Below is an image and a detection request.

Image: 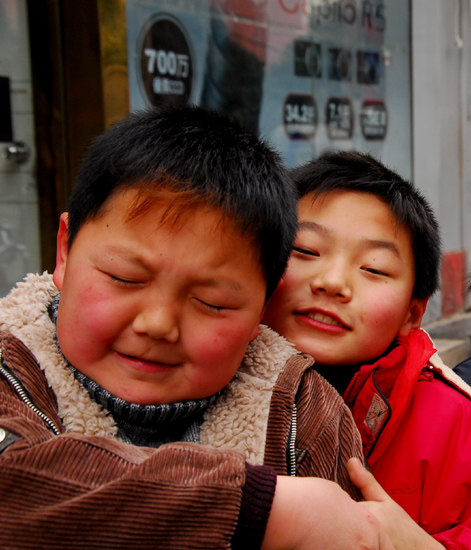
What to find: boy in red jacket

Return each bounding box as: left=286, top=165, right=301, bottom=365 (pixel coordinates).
left=263, top=150, right=471, bottom=550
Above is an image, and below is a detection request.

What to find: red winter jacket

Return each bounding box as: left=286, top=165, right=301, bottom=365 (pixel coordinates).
left=344, top=328, right=471, bottom=549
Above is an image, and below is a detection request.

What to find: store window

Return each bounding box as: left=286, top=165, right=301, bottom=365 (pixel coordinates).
left=126, top=0, right=411, bottom=174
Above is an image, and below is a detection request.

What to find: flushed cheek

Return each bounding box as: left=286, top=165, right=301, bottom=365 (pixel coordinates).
left=189, top=325, right=254, bottom=381
left=60, top=297, right=126, bottom=360
left=198, top=326, right=250, bottom=363
left=360, top=299, right=408, bottom=339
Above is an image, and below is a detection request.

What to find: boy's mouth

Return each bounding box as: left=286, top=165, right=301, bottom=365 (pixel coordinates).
left=295, top=309, right=350, bottom=330
left=115, top=351, right=181, bottom=373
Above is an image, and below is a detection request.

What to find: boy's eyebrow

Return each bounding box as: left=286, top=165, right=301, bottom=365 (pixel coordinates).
left=360, top=238, right=401, bottom=257
left=298, top=220, right=330, bottom=236
left=298, top=220, right=402, bottom=258
left=199, top=277, right=244, bottom=292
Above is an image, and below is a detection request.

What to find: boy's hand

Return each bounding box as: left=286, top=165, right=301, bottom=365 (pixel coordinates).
left=347, top=457, right=444, bottom=550
left=262, top=475, right=395, bottom=550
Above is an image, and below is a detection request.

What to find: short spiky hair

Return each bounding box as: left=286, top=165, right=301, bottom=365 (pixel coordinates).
left=290, top=150, right=441, bottom=300
left=67, top=105, right=297, bottom=299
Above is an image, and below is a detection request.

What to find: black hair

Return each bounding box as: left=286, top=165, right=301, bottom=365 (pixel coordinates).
left=67, top=105, right=297, bottom=299
left=290, top=150, right=442, bottom=300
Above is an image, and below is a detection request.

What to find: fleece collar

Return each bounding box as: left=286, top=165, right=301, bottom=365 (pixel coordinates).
left=0, top=273, right=117, bottom=437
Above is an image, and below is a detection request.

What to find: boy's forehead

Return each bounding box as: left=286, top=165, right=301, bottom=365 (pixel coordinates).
left=100, top=187, right=254, bottom=246
left=301, top=189, right=398, bottom=222
left=299, top=189, right=413, bottom=247
left=105, top=186, right=217, bottom=225
left=78, top=187, right=264, bottom=278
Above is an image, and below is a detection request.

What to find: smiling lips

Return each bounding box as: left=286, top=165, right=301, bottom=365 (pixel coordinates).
left=295, top=310, right=350, bottom=331
left=116, top=351, right=181, bottom=373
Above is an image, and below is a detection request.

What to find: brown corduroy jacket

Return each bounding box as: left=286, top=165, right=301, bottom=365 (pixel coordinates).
left=0, top=274, right=362, bottom=549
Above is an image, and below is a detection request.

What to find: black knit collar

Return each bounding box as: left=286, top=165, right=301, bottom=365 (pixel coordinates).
left=68, top=361, right=221, bottom=428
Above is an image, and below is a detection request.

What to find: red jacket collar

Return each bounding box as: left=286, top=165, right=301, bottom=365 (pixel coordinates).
left=344, top=329, right=436, bottom=463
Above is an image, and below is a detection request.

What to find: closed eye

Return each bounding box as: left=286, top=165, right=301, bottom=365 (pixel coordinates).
left=109, top=274, right=144, bottom=286
left=362, top=267, right=390, bottom=277
left=198, top=299, right=226, bottom=312
left=292, top=247, right=319, bottom=257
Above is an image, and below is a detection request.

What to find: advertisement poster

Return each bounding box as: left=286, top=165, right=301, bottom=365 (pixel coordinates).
left=126, top=0, right=411, bottom=176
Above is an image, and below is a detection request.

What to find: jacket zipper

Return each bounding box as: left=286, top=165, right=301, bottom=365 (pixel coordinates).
left=0, top=349, right=61, bottom=435
left=288, top=404, right=298, bottom=476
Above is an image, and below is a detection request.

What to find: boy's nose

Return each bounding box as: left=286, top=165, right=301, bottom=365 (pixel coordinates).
left=133, top=303, right=180, bottom=343
left=310, top=261, right=352, bottom=301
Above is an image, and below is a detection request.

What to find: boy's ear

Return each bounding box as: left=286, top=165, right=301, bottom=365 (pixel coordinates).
left=52, top=213, right=70, bottom=291
left=398, top=297, right=428, bottom=337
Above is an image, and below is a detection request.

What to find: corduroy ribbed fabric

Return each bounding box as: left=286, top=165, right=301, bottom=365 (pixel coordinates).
left=264, top=354, right=363, bottom=500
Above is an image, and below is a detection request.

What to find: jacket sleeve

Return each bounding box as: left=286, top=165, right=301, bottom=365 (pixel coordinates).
left=425, top=380, right=471, bottom=550
left=0, top=334, right=275, bottom=549
left=433, top=525, right=471, bottom=550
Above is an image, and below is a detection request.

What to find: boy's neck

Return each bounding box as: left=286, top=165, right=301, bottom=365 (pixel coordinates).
left=314, top=364, right=359, bottom=396
left=315, top=339, right=400, bottom=395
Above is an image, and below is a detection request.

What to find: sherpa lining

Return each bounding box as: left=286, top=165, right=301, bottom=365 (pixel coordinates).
left=0, top=273, right=298, bottom=462
left=0, top=273, right=117, bottom=437
left=428, top=345, right=471, bottom=397
left=200, top=325, right=298, bottom=465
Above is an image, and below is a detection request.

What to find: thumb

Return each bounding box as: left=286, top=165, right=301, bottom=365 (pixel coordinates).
left=347, top=457, right=389, bottom=502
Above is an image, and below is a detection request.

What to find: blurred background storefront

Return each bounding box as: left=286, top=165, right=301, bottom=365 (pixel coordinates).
left=0, top=0, right=470, bottom=328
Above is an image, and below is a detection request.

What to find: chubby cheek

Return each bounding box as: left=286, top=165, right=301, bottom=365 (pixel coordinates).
left=188, top=320, right=257, bottom=391
left=58, top=282, right=125, bottom=362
